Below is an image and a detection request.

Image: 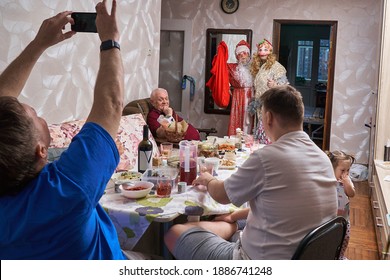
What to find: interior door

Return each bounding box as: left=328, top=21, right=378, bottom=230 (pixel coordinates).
left=159, top=19, right=193, bottom=121
left=273, top=20, right=337, bottom=151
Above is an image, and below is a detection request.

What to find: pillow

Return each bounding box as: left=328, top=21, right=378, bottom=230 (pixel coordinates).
left=48, top=114, right=159, bottom=171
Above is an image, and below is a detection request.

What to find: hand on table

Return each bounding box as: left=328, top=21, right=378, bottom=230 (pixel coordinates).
left=192, top=172, right=214, bottom=189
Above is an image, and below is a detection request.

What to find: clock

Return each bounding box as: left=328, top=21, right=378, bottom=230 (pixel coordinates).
left=221, top=0, right=239, bottom=14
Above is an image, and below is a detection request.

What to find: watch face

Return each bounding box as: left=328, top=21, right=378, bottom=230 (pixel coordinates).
left=221, top=0, right=239, bottom=14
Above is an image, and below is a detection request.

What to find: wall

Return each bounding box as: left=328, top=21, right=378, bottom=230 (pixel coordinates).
left=162, top=0, right=382, bottom=164
left=0, top=0, right=161, bottom=124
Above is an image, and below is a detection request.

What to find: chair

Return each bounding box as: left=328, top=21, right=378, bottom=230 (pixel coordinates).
left=122, top=97, right=152, bottom=121
left=291, top=216, right=347, bottom=260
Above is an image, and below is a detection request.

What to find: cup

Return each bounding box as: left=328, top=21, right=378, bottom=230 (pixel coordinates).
left=244, top=134, right=254, bottom=148
left=152, top=156, right=162, bottom=167
left=251, top=139, right=260, bottom=153
left=160, top=142, right=173, bottom=159
left=156, top=175, right=172, bottom=198
left=204, top=157, right=220, bottom=176
left=199, top=160, right=214, bottom=175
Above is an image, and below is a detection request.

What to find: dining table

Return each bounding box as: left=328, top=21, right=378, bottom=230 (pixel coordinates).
left=99, top=146, right=256, bottom=255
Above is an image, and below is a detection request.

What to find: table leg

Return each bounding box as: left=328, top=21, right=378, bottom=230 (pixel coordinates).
left=161, top=222, right=174, bottom=259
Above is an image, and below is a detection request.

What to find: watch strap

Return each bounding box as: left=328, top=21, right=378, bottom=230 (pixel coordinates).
left=100, top=40, right=120, bottom=52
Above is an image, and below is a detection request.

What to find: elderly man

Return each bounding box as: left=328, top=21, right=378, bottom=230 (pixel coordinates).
left=164, top=85, right=337, bottom=260
left=0, top=0, right=127, bottom=259
left=147, top=88, right=200, bottom=141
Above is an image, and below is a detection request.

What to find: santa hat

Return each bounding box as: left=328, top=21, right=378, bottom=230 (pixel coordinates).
left=235, top=40, right=250, bottom=55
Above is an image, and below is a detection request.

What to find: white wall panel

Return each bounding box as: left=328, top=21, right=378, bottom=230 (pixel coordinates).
left=162, top=0, right=382, bottom=164
left=0, top=0, right=161, bottom=124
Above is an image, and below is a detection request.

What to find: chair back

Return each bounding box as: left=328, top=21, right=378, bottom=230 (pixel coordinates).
left=291, top=216, right=347, bottom=260
left=122, top=98, right=152, bottom=121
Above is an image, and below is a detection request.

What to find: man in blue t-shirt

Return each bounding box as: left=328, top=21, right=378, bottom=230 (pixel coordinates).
left=0, top=0, right=126, bottom=259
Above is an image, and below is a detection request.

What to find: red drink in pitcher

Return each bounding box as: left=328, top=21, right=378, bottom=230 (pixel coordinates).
left=179, top=160, right=197, bottom=185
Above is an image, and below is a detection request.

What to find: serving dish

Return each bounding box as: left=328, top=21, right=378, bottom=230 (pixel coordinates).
left=112, top=170, right=142, bottom=184
left=219, top=158, right=236, bottom=169
left=119, top=181, right=154, bottom=199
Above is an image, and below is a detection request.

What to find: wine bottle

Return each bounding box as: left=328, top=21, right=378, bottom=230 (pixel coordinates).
left=138, top=125, right=153, bottom=173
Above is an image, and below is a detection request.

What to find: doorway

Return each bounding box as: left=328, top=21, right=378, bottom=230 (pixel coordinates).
left=273, top=20, right=337, bottom=150
left=159, top=19, right=193, bottom=121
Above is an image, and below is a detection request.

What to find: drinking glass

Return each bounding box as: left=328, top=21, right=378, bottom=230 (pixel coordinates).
left=156, top=174, right=172, bottom=198
left=160, top=142, right=173, bottom=159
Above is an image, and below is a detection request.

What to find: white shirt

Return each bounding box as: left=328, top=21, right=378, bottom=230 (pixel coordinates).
left=225, top=131, right=338, bottom=259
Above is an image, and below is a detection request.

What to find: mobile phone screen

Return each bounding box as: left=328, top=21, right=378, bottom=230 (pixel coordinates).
left=71, top=12, right=97, bottom=33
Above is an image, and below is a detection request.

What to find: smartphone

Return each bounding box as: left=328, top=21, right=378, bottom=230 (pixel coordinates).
left=71, top=12, right=97, bottom=33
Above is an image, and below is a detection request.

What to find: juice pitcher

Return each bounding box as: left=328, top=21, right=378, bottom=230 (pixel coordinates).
left=179, top=140, right=198, bottom=185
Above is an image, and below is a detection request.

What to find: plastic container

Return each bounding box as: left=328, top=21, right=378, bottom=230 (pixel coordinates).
left=141, top=168, right=178, bottom=190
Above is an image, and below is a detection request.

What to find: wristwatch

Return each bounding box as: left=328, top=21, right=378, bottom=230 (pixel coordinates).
left=100, top=40, right=120, bottom=52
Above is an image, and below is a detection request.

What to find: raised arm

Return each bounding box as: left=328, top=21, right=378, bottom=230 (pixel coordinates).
left=0, top=11, right=75, bottom=98
left=86, top=0, right=124, bottom=139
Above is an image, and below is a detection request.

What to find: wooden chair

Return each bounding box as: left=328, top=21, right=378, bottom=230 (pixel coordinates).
left=291, top=216, right=347, bottom=260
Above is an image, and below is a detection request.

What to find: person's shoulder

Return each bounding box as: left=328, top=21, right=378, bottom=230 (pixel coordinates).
left=147, top=107, right=159, bottom=117
left=274, top=61, right=286, bottom=71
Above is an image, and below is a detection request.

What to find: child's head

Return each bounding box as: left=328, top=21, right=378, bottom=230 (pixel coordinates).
left=325, top=150, right=355, bottom=180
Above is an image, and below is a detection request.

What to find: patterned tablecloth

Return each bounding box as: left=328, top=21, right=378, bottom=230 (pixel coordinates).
left=99, top=149, right=253, bottom=250
left=100, top=170, right=240, bottom=250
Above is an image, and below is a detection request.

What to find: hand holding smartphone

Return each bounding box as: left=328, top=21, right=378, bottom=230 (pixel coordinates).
left=71, top=12, right=97, bottom=33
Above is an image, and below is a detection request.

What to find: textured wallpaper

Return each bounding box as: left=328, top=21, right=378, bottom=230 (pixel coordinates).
left=0, top=0, right=161, bottom=124
left=162, top=0, right=382, bottom=164
left=0, top=0, right=382, bottom=164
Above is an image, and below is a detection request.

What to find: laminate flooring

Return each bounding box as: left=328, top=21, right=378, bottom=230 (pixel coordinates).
left=345, top=180, right=380, bottom=260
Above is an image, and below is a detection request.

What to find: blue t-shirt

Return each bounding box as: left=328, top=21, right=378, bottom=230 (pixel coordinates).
left=0, top=122, right=125, bottom=259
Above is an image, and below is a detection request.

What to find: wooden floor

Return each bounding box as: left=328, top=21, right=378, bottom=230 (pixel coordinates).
left=345, top=180, right=380, bottom=260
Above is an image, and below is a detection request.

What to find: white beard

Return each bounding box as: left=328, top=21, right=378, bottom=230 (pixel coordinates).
left=236, top=62, right=253, bottom=87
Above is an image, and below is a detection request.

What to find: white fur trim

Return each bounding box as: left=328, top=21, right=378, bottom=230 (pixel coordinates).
left=235, top=45, right=250, bottom=55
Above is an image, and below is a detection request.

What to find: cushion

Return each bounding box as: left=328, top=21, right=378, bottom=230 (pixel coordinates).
left=48, top=114, right=159, bottom=171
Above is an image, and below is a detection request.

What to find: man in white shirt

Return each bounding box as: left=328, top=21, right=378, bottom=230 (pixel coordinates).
left=164, top=85, right=337, bottom=260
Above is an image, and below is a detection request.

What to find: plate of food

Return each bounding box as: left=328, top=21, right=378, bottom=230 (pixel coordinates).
left=219, top=158, right=236, bottom=170
left=111, top=170, right=142, bottom=184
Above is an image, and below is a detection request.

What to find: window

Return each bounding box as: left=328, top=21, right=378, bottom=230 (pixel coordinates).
left=318, top=39, right=330, bottom=82
left=296, top=39, right=330, bottom=85
left=296, top=40, right=313, bottom=82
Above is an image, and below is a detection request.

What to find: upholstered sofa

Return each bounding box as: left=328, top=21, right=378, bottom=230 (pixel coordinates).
left=48, top=113, right=159, bottom=171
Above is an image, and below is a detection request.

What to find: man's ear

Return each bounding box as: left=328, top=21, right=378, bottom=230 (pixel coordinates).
left=264, top=111, right=273, bottom=126
left=35, top=142, right=48, bottom=160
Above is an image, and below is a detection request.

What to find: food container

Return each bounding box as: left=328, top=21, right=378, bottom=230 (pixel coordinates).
left=198, top=141, right=218, bottom=158
left=141, top=167, right=179, bottom=190
left=217, top=139, right=236, bottom=154
left=119, top=181, right=154, bottom=199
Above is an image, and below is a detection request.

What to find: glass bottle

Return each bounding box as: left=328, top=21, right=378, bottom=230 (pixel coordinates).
left=138, top=125, right=153, bottom=173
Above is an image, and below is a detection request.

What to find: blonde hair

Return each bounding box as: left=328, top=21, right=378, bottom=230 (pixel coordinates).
left=325, top=150, right=355, bottom=169
left=250, top=40, right=277, bottom=77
